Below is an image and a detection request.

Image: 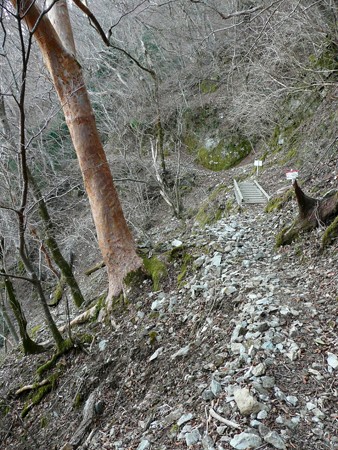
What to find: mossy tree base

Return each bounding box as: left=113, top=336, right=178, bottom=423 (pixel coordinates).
left=37, top=338, right=73, bottom=378
left=276, top=181, right=338, bottom=246
left=2, top=270, right=45, bottom=355
left=322, top=215, right=338, bottom=248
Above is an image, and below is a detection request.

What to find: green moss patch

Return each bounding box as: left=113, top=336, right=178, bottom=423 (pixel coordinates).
left=29, top=324, right=43, bottom=339
left=48, top=276, right=66, bottom=307
left=265, top=189, right=294, bottom=213
left=124, top=267, right=149, bottom=287
left=200, top=79, right=219, bottom=94
left=21, top=384, right=52, bottom=418
left=143, top=256, right=167, bottom=291
left=0, top=399, right=10, bottom=418
left=197, top=137, right=251, bottom=171
left=195, top=184, right=231, bottom=227
left=21, top=369, right=63, bottom=418
left=322, top=215, right=338, bottom=248
left=37, top=339, right=73, bottom=378
left=177, top=253, right=194, bottom=286
left=73, top=393, right=83, bottom=409
left=309, top=41, right=338, bottom=72
left=275, top=224, right=295, bottom=247
left=165, top=245, right=195, bottom=286
left=148, top=330, right=158, bottom=346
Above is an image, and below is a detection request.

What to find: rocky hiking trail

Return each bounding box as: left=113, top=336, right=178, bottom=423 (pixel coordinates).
left=1, top=172, right=338, bottom=450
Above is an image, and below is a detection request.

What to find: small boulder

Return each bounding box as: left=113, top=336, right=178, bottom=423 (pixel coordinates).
left=230, top=432, right=262, bottom=449
left=234, top=388, right=262, bottom=416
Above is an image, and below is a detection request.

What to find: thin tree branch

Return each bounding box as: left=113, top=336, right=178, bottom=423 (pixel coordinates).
left=108, top=0, right=148, bottom=34
left=71, top=0, right=109, bottom=45
left=70, top=0, right=158, bottom=79
left=189, top=1, right=263, bottom=21
left=0, top=271, right=36, bottom=284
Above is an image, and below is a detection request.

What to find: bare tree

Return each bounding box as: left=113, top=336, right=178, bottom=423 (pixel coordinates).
left=6, top=0, right=142, bottom=309
left=0, top=87, right=85, bottom=308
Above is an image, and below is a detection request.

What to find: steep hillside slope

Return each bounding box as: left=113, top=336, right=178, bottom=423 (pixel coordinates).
left=1, top=134, right=338, bottom=450
left=0, top=2, right=337, bottom=449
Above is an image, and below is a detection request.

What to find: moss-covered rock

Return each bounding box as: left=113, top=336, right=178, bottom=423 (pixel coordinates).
left=197, top=137, right=251, bottom=171
left=182, top=106, right=252, bottom=171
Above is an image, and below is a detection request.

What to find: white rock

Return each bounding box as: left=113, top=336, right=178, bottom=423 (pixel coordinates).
left=257, top=410, right=268, bottom=420
left=230, top=432, right=262, bottom=449
left=178, top=424, right=192, bottom=439
left=171, top=345, right=190, bottom=359
left=223, top=286, right=237, bottom=295
left=252, top=363, right=266, bottom=377
left=263, top=431, right=286, bottom=449
left=185, top=428, right=201, bottom=446
left=149, top=347, right=163, bottom=362
left=151, top=299, right=164, bottom=311
left=210, top=379, right=222, bottom=397
left=306, top=402, right=316, bottom=411
left=327, top=352, right=338, bottom=369
left=137, top=440, right=150, bottom=450
left=234, top=388, right=262, bottom=416
left=286, top=395, right=298, bottom=406
left=231, top=343, right=246, bottom=355
left=312, top=408, right=325, bottom=419
left=285, top=342, right=300, bottom=361
left=177, top=413, right=194, bottom=426
left=172, top=239, right=183, bottom=247
left=98, top=340, right=108, bottom=351
left=210, top=253, right=222, bottom=267
left=201, top=434, right=216, bottom=450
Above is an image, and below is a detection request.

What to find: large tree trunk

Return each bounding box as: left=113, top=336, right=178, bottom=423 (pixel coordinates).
left=13, top=1, right=142, bottom=303
left=277, top=180, right=338, bottom=246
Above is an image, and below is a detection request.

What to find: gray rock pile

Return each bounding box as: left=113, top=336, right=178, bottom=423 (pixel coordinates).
left=88, top=208, right=338, bottom=450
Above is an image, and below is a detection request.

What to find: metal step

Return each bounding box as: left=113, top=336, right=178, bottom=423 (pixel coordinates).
left=234, top=180, right=270, bottom=205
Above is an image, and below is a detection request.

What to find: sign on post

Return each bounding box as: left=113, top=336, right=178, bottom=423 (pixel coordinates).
left=254, top=160, right=263, bottom=176
left=286, top=170, right=299, bottom=183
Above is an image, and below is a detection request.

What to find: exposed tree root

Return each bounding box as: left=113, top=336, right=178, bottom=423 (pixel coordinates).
left=84, top=261, right=105, bottom=276
left=58, top=305, right=98, bottom=332
left=15, top=379, right=50, bottom=396
left=276, top=180, right=338, bottom=246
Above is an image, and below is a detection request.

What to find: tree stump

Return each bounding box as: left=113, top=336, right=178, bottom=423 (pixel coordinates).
left=276, top=180, right=338, bottom=246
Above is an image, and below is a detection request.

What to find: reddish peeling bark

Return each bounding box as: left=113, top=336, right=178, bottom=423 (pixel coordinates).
left=13, top=0, right=142, bottom=300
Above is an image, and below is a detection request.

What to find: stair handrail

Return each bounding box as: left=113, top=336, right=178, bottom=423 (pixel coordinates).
left=234, top=179, right=244, bottom=205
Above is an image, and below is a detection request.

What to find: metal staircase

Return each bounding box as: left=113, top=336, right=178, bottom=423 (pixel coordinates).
left=234, top=179, right=270, bottom=205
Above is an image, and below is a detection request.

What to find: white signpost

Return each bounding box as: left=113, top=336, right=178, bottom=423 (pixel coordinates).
left=254, top=160, right=263, bottom=176
left=286, top=170, right=299, bottom=184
